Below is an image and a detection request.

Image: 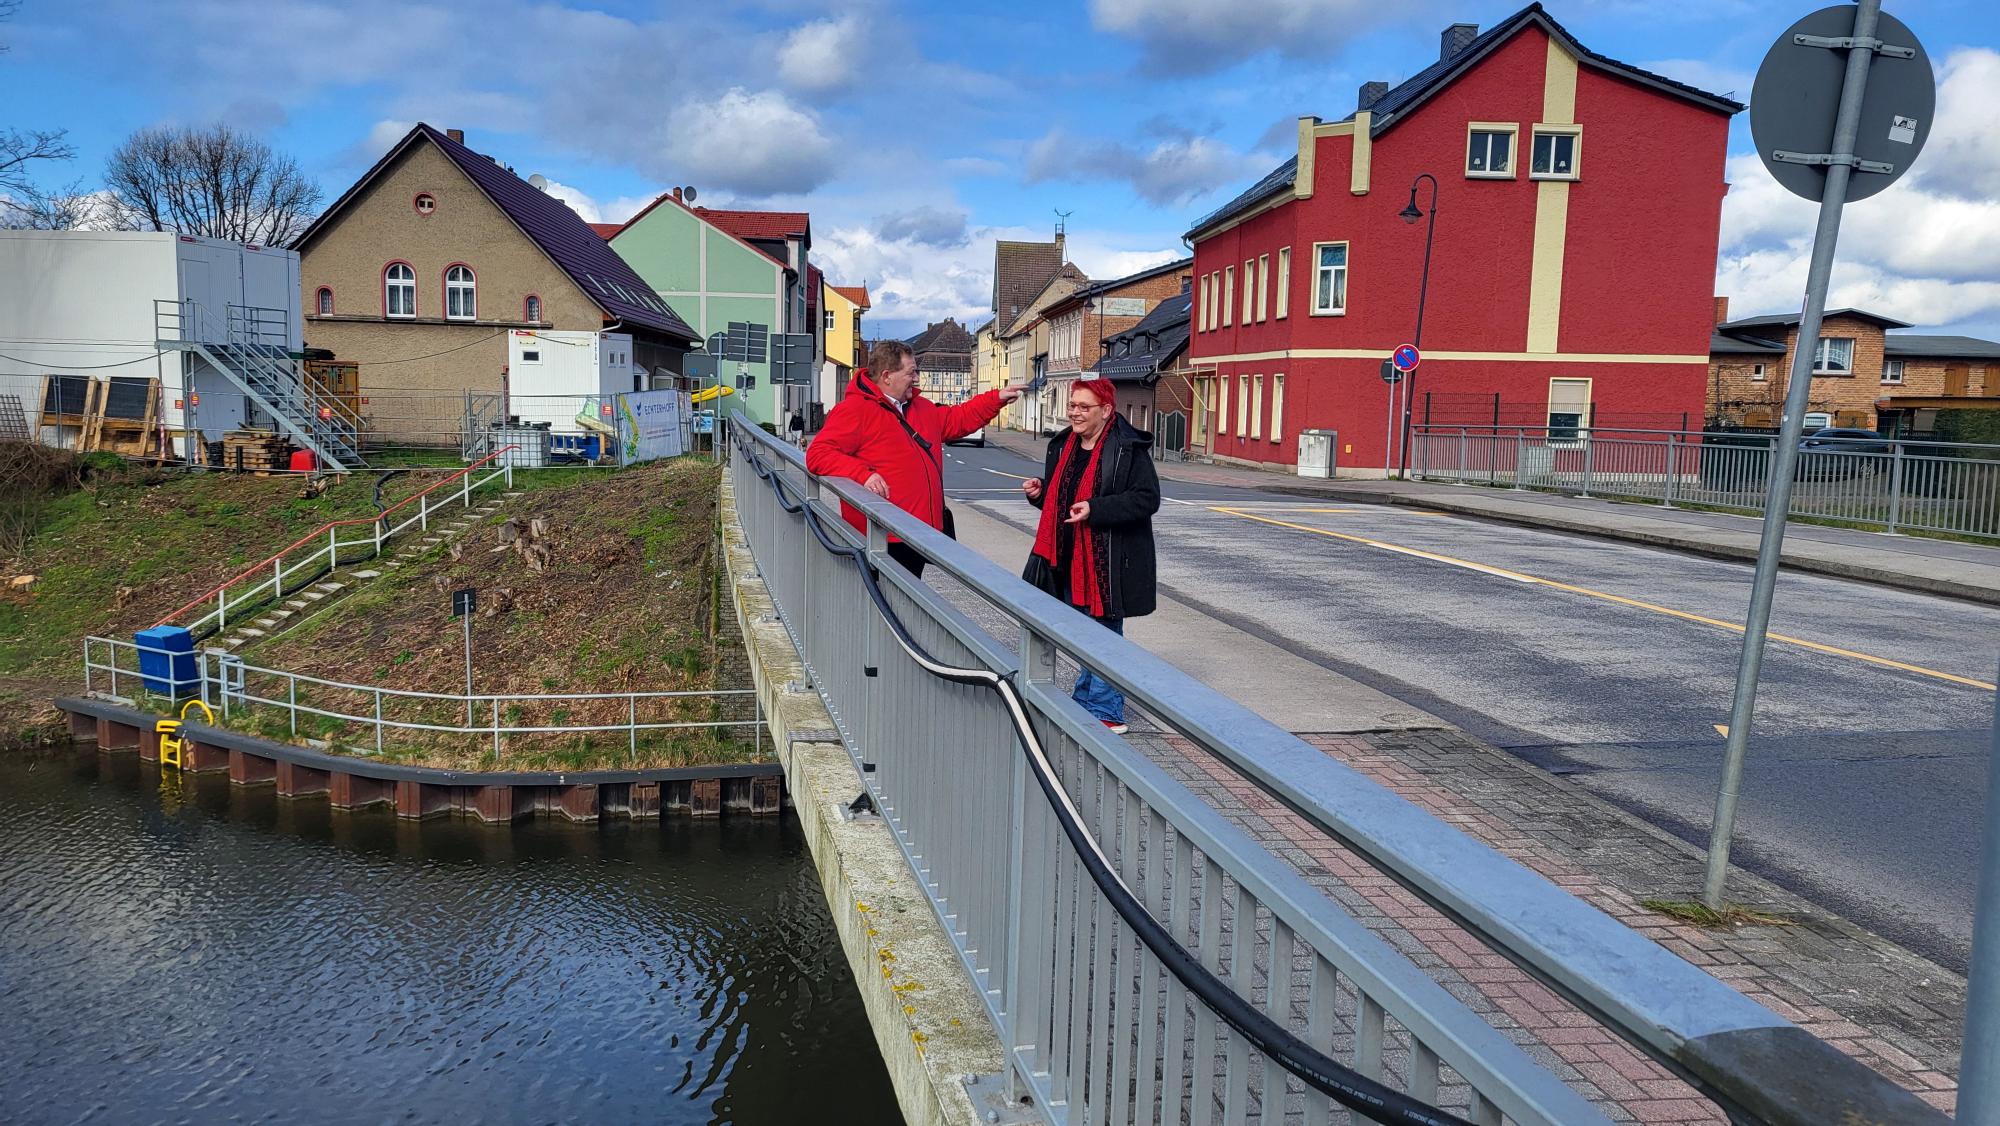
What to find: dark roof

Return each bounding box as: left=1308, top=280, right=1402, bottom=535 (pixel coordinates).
left=904, top=319, right=975, bottom=355
left=1710, top=331, right=1785, bottom=355
left=1720, top=309, right=1914, bottom=332
left=295, top=125, right=696, bottom=343
left=1044, top=257, right=1195, bottom=317
left=1001, top=262, right=1090, bottom=337
left=1186, top=157, right=1296, bottom=240
left=1885, top=334, right=2000, bottom=360
left=1099, top=294, right=1193, bottom=382
left=1188, top=4, right=1743, bottom=238
left=993, top=239, right=1066, bottom=325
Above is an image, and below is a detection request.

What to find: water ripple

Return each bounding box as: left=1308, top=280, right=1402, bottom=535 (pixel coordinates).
left=0, top=753, right=899, bottom=1125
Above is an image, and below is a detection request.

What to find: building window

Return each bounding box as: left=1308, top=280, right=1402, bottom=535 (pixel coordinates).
left=1548, top=377, right=1592, bottom=443
left=1271, top=373, right=1284, bottom=442
left=1222, top=267, right=1234, bottom=327
left=1199, top=273, right=1212, bottom=331
left=1251, top=375, right=1263, bottom=440
left=1751, top=363, right=1767, bottom=382
left=384, top=263, right=416, bottom=318
left=1813, top=336, right=1855, bottom=375
left=1242, top=259, right=1255, bottom=324
left=413, top=193, right=437, bottom=215
left=1882, top=359, right=1905, bottom=385
left=1530, top=126, right=1581, bottom=180
left=1276, top=247, right=1291, bottom=319
left=315, top=287, right=333, bottom=315
left=1312, top=242, right=1348, bottom=315
left=1256, top=255, right=1270, bottom=322
left=1466, top=123, right=1518, bottom=178
left=524, top=295, right=542, bottom=323
left=445, top=265, right=476, bottom=320
left=1236, top=374, right=1249, bottom=436
left=824, top=308, right=834, bottom=332
left=1216, top=371, right=1228, bottom=435
left=519, top=347, right=542, bottom=364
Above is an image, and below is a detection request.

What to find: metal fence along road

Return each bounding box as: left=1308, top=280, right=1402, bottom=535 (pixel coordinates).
left=728, top=419, right=1948, bottom=1125
left=1412, top=425, right=2000, bottom=542
left=82, top=636, right=762, bottom=763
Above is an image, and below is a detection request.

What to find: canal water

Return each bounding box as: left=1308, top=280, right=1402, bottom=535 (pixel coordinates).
left=0, top=750, right=901, bottom=1124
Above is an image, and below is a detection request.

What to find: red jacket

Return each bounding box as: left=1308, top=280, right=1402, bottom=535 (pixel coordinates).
left=806, top=370, right=1004, bottom=539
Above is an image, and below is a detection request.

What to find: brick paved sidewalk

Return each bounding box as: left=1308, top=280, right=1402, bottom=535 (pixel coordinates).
left=923, top=561, right=1966, bottom=1121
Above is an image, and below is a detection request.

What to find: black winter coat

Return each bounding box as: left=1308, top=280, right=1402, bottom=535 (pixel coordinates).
left=1022, top=416, right=1160, bottom=619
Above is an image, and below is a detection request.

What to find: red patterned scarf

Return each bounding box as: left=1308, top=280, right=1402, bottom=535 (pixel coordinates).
left=1031, top=431, right=1107, bottom=616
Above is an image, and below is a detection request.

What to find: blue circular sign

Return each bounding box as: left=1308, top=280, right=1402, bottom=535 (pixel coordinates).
left=1392, top=344, right=1421, bottom=372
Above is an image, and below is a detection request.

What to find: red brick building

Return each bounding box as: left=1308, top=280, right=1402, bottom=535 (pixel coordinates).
left=1186, top=4, right=1741, bottom=473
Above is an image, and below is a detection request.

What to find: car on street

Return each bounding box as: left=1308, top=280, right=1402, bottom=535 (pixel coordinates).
left=947, top=426, right=985, bottom=448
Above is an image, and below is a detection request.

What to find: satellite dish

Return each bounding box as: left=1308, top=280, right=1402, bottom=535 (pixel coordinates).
left=528, top=173, right=549, bottom=191
left=683, top=185, right=698, bottom=203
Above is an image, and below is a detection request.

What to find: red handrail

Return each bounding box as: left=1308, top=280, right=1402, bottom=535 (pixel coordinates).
left=152, top=446, right=520, bottom=628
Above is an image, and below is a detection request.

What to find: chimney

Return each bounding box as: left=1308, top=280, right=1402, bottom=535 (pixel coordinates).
left=1054, top=230, right=1066, bottom=259
left=1714, top=296, right=1730, bottom=325
left=446, top=128, right=464, bottom=144
left=1357, top=81, right=1390, bottom=112
left=1440, top=23, right=1479, bottom=61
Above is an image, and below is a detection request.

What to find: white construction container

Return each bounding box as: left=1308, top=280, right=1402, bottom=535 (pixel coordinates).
left=0, top=230, right=302, bottom=455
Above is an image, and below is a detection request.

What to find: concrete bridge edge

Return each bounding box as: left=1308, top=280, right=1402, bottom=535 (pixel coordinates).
left=719, top=471, right=1009, bottom=1126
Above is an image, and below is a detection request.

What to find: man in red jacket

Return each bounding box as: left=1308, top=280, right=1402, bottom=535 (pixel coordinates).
left=807, top=340, right=1024, bottom=577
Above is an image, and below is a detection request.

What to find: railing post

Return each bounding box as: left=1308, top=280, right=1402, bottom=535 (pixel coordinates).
left=289, top=675, right=298, bottom=736
left=1513, top=429, right=1527, bottom=491
left=1664, top=434, right=1680, bottom=508
left=1579, top=433, right=1595, bottom=497
left=420, top=492, right=428, bottom=533
left=462, top=466, right=471, bottom=509
left=217, top=586, right=227, bottom=631
left=328, top=525, right=337, bottom=568
left=374, top=688, right=383, bottom=754
left=273, top=556, right=283, bottom=600
left=1457, top=428, right=1469, bottom=486
left=492, top=698, right=501, bottom=760
left=1885, top=442, right=1905, bottom=535
left=628, top=695, right=637, bottom=765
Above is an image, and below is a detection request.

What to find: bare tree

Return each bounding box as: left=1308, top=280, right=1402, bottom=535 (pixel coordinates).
left=0, top=1, right=77, bottom=208
left=104, top=124, right=324, bottom=246
left=0, top=177, right=109, bottom=229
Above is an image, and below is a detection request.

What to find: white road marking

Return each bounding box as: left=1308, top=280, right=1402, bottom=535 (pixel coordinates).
left=1162, top=497, right=1199, bottom=506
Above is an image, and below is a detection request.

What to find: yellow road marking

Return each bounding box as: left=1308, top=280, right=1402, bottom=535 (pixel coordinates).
left=1210, top=506, right=1998, bottom=692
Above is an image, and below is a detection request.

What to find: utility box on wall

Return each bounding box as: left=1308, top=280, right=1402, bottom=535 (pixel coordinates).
left=1296, top=429, right=1336, bottom=478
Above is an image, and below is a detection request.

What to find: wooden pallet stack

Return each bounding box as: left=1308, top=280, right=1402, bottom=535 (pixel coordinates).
left=220, top=430, right=293, bottom=471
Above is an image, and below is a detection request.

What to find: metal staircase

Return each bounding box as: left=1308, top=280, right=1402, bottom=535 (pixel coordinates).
left=155, top=300, right=364, bottom=470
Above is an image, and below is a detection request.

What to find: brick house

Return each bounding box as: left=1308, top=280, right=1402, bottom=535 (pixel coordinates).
left=1039, top=258, right=1195, bottom=423
left=1708, top=299, right=2000, bottom=435
left=294, top=124, right=696, bottom=441
left=1186, top=5, right=1740, bottom=474
left=1097, top=290, right=1197, bottom=455
left=998, top=263, right=1090, bottom=434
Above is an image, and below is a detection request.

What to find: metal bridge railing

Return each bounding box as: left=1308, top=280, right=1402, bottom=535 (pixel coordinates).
left=1412, top=424, right=2000, bottom=542
left=728, top=419, right=1947, bottom=1125
left=82, top=636, right=762, bottom=763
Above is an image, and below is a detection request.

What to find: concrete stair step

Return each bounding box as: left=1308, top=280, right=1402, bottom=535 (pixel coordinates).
left=350, top=569, right=381, bottom=579
left=283, top=600, right=308, bottom=610
left=238, top=628, right=265, bottom=638
left=303, top=592, right=326, bottom=602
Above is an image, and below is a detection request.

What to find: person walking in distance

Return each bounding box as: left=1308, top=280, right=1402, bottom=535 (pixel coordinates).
left=807, top=340, right=1025, bottom=578
left=1021, top=379, right=1159, bottom=735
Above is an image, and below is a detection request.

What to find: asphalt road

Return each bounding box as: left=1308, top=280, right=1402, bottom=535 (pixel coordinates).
left=940, top=437, right=1998, bottom=973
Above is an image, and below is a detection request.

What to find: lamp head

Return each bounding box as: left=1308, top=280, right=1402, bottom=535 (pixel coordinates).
left=1399, top=200, right=1423, bottom=224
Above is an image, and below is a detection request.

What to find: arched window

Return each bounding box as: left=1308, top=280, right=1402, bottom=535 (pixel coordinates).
left=315, top=287, right=333, bottom=315
left=445, top=265, right=476, bottom=320
left=384, top=263, right=415, bottom=318
left=524, top=295, right=542, bottom=323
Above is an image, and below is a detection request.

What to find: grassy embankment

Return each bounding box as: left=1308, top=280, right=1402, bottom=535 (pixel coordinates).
left=0, top=452, right=441, bottom=743
left=234, top=459, right=749, bottom=772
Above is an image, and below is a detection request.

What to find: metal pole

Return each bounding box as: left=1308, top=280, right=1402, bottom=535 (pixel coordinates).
left=1401, top=176, right=1437, bottom=476
left=464, top=613, right=474, bottom=727
left=1704, top=0, right=1882, bottom=907
left=1960, top=663, right=2000, bottom=1123
left=1885, top=441, right=1905, bottom=534
left=1384, top=379, right=1397, bottom=476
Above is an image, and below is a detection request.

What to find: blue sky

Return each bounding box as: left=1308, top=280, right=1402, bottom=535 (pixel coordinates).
left=5, top=0, right=1997, bottom=341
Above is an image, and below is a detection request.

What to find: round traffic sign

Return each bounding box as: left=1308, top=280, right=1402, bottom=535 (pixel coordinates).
left=1379, top=359, right=1403, bottom=384
left=1750, top=6, right=1934, bottom=203
left=1392, top=344, right=1421, bottom=372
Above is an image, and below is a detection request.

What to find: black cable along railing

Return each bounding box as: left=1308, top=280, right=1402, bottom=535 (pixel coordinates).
left=739, top=429, right=1472, bottom=1126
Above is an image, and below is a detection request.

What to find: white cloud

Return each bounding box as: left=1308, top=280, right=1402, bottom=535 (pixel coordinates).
left=874, top=206, right=969, bottom=247
left=1089, top=0, right=1390, bottom=71
left=664, top=88, right=838, bottom=198
left=777, top=15, right=864, bottom=94
left=1716, top=48, right=2000, bottom=336
left=1025, top=128, right=1273, bottom=207
left=532, top=181, right=659, bottom=226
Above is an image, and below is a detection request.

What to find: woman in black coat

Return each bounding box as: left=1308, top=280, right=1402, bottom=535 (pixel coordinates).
left=1021, top=378, right=1160, bottom=734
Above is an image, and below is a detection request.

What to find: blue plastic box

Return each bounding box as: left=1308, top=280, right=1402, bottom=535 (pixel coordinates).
left=134, top=625, right=196, bottom=699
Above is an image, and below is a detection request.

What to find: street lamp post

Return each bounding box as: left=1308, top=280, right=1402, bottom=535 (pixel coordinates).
left=1397, top=174, right=1439, bottom=476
